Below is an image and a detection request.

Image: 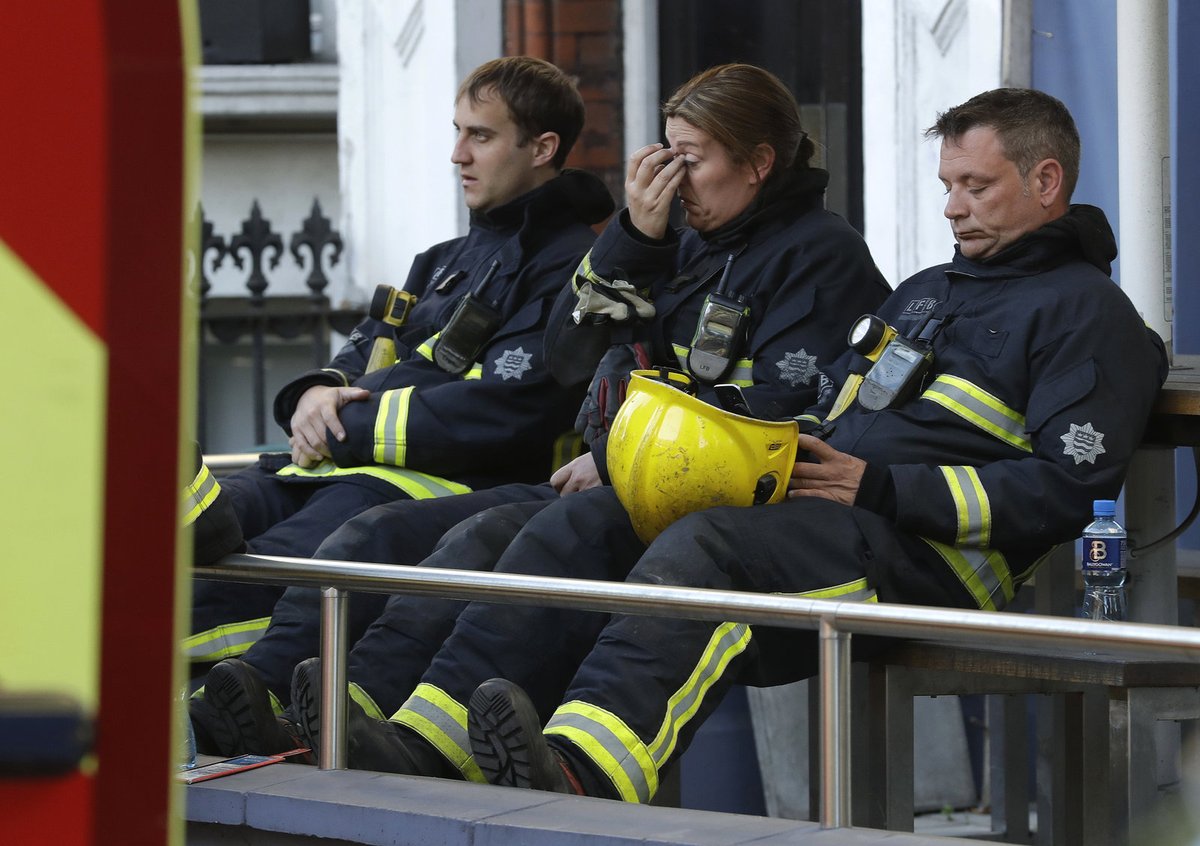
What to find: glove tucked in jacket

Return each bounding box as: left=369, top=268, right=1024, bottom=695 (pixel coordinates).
left=576, top=342, right=652, bottom=444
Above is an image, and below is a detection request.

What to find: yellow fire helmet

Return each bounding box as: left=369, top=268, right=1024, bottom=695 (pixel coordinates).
left=607, top=369, right=800, bottom=544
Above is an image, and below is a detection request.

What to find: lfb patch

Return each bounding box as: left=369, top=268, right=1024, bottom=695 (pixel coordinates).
left=902, top=297, right=939, bottom=316
left=1060, top=421, right=1107, bottom=465
left=494, top=347, right=533, bottom=381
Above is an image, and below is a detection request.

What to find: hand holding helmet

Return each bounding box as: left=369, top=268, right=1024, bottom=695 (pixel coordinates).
left=786, top=434, right=866, bottom=505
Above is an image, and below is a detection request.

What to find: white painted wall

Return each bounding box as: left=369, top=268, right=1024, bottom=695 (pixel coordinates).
left=338, top=0, right=466, bottom=305
left=200, top=1, right=507, bottom=449
left=863, top=0, right=1003, bottom=287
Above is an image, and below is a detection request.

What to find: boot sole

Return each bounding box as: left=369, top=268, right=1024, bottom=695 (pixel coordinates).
left=291, top=658, right=323, bottom=762
left=208, top=659, right=303, bottom=756
left=205, top=660, right=279, bottom=756
left=189, top=693, right=238, bottom=757
left=468, top=680, right=548, bottom=790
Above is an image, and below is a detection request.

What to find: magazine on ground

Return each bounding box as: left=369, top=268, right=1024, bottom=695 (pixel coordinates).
left=178, top=748, right=310, bottom=783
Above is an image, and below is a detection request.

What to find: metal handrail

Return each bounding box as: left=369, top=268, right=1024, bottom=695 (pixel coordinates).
left=204, top=452, right=262, bottom=472
left=195, top=552, right=1200, bottom=828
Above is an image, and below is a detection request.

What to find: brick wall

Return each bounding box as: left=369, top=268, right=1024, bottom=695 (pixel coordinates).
left=504, top=0, right=625, bottom=210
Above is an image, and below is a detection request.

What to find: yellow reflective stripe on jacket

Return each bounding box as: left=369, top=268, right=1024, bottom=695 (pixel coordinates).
left=940, top=465, right=991, bottom=547
left=374, top=387, right=413, bottom=464
left=922, top=374, right=1031, bottom=452
left=725, top=359, right=753, bottom=387
left=276, top=460, right=471, bottom=499
left=573, top=250, right=606, bottom=292
left=922, top=538, right=1014, bottom=611
left=182, top=617, right=271, bottom=661
left=182, top=463, right=221, bottom=527
left=647, top=622, right=752, bottom=769
left=415, top=333, right=482, bottom=379
left=321, top=367, right=351, bottom=387
left=391, top=683, right=486, bottom=782
left=670, top=343, right=753, bottom=387
left=546, top=702, right=657, bottom=803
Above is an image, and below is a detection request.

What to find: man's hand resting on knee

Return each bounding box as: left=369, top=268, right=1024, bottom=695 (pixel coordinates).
left=289, top=385, right=369, bottom=467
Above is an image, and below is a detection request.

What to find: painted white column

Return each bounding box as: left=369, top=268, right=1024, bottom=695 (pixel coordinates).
left=861, top=0, right=1002, bottom=288
left=1117, top=0, right=1173, bottom=348
left=1116, top=2, right=1177, bottom=637
left=337, top=0, right=462, bottom=303
left=622, top=0, right=660, bottom=160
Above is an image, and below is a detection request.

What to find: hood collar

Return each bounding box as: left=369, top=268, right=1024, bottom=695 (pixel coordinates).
left=469, top=168, right=615, bottom=231
left=950, top=204, right=1117, bottom=279
left=698, top=166, right=829, bottom=246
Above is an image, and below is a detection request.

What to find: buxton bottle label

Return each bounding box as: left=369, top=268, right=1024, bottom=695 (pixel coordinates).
left=1082, top=537, right=1126, bottom=575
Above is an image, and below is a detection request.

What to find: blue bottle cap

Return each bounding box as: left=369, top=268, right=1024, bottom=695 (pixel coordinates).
left=1093, top=499, right=1116, bottom=517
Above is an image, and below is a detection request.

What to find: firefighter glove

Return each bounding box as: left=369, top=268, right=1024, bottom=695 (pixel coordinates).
left=576, top=342, right=652, bottom=443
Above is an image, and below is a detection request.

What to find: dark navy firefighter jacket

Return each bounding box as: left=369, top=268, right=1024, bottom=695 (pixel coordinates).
left=269, top=169, right=615, bottom=493
left=804, top=204, right=1169, bottom=611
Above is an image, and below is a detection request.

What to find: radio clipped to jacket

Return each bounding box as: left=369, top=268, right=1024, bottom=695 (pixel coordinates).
left=851, top=313, right=941, bottom=412
left=688, top=254, right=750, bottom=382
left=434, top=259, right=503, bottom=375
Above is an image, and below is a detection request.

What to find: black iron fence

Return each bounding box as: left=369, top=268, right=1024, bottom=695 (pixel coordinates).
left=192, top=198, right=365, bottom=448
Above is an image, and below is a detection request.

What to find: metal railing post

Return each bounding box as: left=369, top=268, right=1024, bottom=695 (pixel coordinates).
left=319, top=586, right=349, bottom=770
left=819, top=616, right=852, bottom=828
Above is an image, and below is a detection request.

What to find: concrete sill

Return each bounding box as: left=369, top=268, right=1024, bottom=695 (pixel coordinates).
left=194, top=64, right=338, bottom=132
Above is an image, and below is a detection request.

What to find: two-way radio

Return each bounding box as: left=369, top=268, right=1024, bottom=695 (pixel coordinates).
left=433, top=259, right=504, bottom=375
left=855, top=312, right=943, bottom=411
left=688, top=253, right=750, bottom=382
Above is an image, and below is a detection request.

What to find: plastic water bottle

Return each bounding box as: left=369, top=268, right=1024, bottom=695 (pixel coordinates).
left=1080, top=499, right=1128, bottom=621
left=180, top=688, right=197, bottom=770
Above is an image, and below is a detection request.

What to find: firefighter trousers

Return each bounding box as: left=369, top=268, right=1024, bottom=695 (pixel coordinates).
left=232, top=483, right=561, bottom=703
left=392, top=486, right=974, bottom=796
left=189, top=464, right=406, bottom=665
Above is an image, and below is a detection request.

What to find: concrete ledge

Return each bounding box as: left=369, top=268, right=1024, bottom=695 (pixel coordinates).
left=195, top=64, right=339, bottom=118
left=185, top=762, right=982, bottom=846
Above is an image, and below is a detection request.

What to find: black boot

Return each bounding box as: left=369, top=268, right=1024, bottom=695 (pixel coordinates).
left=291, top=657, right=459, bottom=778
left=188, top=694, right=225, bottom=756
left=468, top=678, right=582, bottom=795
left=290, top=657, right=326, bottom=760
left=201, top=659, right=307, bottom=757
